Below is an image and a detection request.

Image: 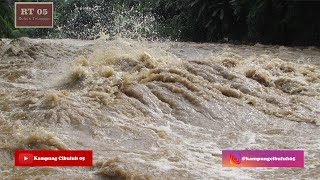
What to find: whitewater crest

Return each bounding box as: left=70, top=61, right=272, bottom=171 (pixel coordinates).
left=0, top=37, right=320, bottom=179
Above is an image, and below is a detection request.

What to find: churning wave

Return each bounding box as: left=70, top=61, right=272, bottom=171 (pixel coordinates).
left=0, top=37, right=319, bottom=179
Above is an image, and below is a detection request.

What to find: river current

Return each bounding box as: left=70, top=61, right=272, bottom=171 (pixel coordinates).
left=0, top=37, right=319, bottom=179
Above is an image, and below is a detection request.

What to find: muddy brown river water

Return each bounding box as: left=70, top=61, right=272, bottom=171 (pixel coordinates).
left=0, top=37, right=319, bottom=179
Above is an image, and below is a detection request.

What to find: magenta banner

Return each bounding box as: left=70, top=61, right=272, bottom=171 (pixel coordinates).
left=222, top=150, right=304, bottom=168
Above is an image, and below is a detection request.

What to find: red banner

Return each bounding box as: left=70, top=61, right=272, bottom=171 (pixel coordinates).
left=15, top=2, right=53, bottom=28
left=15, top=150, right=93, bottom=166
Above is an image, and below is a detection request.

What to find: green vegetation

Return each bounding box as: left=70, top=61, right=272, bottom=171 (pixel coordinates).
left=1, top=0, right=319, bottom=46
left=154, top=0, right=320, bottom=45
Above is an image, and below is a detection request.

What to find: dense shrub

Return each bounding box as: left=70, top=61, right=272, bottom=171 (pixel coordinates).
left=153, top=0, right=320, bottom=45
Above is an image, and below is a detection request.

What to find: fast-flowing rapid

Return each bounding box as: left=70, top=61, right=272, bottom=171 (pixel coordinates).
left=0, top=37, right=319, bottom=179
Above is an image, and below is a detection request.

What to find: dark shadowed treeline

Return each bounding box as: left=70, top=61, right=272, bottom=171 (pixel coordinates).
left=0, top=0, right=319, bottom=46
left=154, top=0, right=320, bottom=46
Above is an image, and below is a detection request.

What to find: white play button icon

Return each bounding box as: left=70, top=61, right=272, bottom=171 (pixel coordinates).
left=17, top=153, right=34, bottom=165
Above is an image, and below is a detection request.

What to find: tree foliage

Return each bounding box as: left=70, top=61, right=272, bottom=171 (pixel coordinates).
left=0, top=0, right=319, bottom=46
left=153, top=0, right=320, bottom=45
